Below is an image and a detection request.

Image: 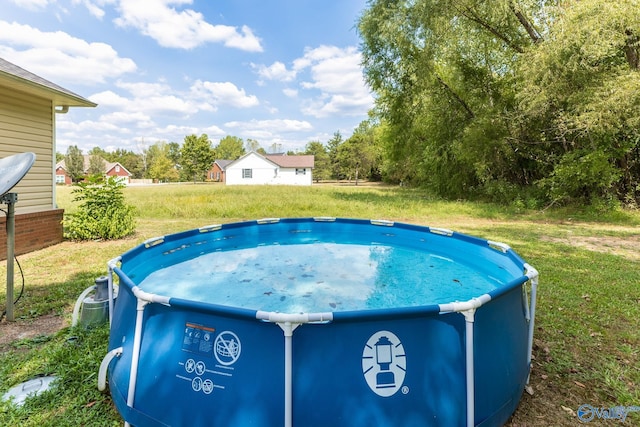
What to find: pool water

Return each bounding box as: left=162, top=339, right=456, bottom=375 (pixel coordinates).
left=139, top=241, right=503, bottom=312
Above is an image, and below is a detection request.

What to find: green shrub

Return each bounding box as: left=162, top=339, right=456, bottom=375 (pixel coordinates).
left=540, top=149, right=622, bottom=205
left=63, top=176, right=136, bottom=240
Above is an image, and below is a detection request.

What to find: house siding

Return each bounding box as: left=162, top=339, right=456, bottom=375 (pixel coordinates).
left=225, top=153, right=280, bottom=185
left=0, top=85, right=63, bottom=258
left=0, top=85, right=54, bottom=213
left=275, top=167, right=313, bottom=186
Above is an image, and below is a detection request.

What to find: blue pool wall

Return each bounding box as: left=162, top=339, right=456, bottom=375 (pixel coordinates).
left=106, top=218, right=533, bottom=427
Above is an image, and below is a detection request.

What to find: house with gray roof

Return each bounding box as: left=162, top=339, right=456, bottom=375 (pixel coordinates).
left=222, top=151, right=315, bottom=185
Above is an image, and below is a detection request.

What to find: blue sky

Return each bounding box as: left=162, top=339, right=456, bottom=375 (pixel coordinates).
left=2, top=0, right=373, bottom=155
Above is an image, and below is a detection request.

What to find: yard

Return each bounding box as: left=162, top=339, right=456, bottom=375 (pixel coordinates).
left=1, top=183, right=639, bottom=426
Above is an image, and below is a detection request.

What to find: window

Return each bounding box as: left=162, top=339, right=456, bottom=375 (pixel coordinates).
left=115, top=165, right=120, bottom=173
left=242, top=168, right=252, bottom=179
left=295, top=168, right=306, bottom=175
left=55, top=174, right=66, bottom=184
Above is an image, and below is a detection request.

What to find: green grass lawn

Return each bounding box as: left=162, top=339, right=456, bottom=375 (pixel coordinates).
left=1, top=183, right=639, bottom=426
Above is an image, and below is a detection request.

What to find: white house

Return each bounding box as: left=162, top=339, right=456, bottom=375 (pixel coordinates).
left=225, top=152, right=315, bottom=186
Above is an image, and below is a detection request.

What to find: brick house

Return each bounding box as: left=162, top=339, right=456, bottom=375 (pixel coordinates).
left=55, top=155, right=132, bottom=185
left=207, top=159, right=233, bottom=182
left=0, top=57, right=96, bottom=259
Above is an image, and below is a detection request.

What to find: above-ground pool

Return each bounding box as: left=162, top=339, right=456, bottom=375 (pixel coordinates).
left=99, top=217, right=538, bottom=427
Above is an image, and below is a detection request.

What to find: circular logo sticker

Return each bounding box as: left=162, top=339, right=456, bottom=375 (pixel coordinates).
left=362, top=330, right=406, bottom=397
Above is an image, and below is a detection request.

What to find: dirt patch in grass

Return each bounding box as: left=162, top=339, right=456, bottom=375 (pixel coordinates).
left=0, top=314, right=67, bottom=351
left=541, top=234, right=640, bottom=261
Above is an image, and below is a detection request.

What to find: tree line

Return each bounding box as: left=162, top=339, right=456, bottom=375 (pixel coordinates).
left=58, top=129, right=383, bottom=184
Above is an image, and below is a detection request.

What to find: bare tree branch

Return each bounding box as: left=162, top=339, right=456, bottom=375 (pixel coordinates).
left=509, top=0, right=543, bottom=44
left=457, top=6, right=525, bottom=53
left=435, top=75, right=475, bottom=119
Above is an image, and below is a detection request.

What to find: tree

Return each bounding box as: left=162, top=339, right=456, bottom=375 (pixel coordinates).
left=336, top=131, right=378, bottom=185
left=65, top=145, right=85, bottom=182
left=148, top=141, right=179, bottom=182
left=359, top=0, right=640, bottom=205
left=326, top=131, right=343, bottom=180
left=110, top=149, right=144, bottom=179
left=514, top=0, right=640, bottom=204
left=149, top=153, right=179, bottom=182
left=215, top=135, right=245, bottom=160
left=167, top=142, right=181, bottom=165
left=88, top=146, right=109, bottom=159
left=88, top=155, right=105, bottom=176
left=181, top=134, right=215, bottom=182
left=245, top=138, right=262, bottom=153
left=304, top=141, right=331, bottom=182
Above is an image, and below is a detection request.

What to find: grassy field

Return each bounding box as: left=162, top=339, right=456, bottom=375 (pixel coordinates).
left=1, top=183, right=639, bottom=426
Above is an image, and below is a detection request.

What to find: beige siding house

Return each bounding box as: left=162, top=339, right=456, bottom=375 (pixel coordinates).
left=0, top=58, right=96, bottom=258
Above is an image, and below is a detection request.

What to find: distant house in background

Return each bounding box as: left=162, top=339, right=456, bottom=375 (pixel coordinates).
left=208, top=159, right=233, bottom=182
left=55, top=155, right=132, bottom=185
left=222, top=151, right=315, bottom=186
left=0, top=57, right=96, bottom=259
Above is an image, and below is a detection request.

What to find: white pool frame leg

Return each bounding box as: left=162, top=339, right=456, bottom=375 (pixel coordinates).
left=524, top=264, right=539, bottom=384
left=119, top=287, right=170, bottom=427
left=462, top=308, right=476, bottom=427
left=279, top=321, right=300, bottom=427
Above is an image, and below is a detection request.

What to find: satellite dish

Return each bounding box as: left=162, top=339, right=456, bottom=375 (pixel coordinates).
left=0, top=152, right=36, bottom=197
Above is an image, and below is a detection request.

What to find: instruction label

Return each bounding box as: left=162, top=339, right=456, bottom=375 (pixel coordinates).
left=182, top=322, right=215, bottom=356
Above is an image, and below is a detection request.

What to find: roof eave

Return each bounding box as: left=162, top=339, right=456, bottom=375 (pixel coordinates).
left=0, top=71, right=97, bottom=108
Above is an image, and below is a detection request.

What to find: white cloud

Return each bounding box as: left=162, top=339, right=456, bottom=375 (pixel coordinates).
left=225, top=119, right=313, bottom=133
left=190, top=80, right=259, bottom=109
left=116, top=81, right=172, bottom=98
left=99, top=111, right=154, bottom=127
left=0, top=21, right=137, bottom=85
left=252, top=61, right=296, bottom=82
left=294, top=45, right=373, bottom=118
left=282, top=88, right=298, bottom=98
left=71, top=0, right=111, bottom=18
left=251, top=45, right=374, bottom=119
left=89, top=90, right=130, bottom=107
left=113, top=0, right=263, bottom=51
left=8, top=0, right=52, bottom=10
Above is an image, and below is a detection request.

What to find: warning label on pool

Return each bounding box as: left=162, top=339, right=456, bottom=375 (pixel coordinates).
left=214, top=331, right=242, bottom=365
left=182, top=323, right=215, bottom=356
left=177, top=325, right=242, bottom=396
left=362, top=330, right=407, bottom=397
